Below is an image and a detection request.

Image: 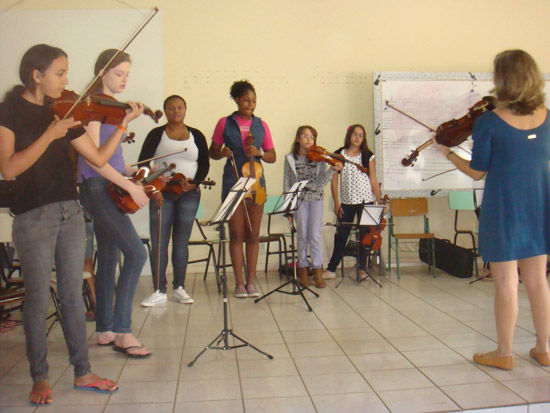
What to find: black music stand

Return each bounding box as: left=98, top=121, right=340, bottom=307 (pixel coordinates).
left=254, top=180, right=319, bottom=312
left=470, top=188, right=489, bottom=284
left=336, top=203, right=384, bottom=288
left=188, top=177, right=273, bottom=367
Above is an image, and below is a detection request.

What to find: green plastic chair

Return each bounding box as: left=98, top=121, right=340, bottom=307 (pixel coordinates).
left=448, top=190, right=479, bottom=278
left=448, top=191, right=476, bottom=249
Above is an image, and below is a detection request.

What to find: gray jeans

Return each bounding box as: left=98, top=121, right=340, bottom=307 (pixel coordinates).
left=13, top=200, right=91, bottom=383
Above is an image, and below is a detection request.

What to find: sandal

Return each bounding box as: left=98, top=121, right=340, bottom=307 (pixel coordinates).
left=29, top=389, right=52, bottom=407
left=74, top=378, right=118, bottom=394
left=113, top=345, right=152, bottom=359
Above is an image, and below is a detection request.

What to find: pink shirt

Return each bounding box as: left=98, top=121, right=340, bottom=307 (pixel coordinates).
left=211, top=115, right=274, bottom=150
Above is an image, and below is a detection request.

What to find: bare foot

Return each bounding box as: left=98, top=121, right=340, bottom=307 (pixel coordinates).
left=30, top=380, right=52, bottom=405
left=97, top=331, right=115, bottom=346
left=114, top=333, right=152, bottom=357
left=74, top=372, right=118, bottom=392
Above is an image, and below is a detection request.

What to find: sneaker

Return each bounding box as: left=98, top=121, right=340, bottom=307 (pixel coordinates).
left=322, top=270, right=336, bottom=279
left=234, top=284, right=248, bottom=298
left=173, top=287, right=194, bottom=304
left=140, top=290, right=167, bottom=307
left=246, top=284, right=260, bottom=298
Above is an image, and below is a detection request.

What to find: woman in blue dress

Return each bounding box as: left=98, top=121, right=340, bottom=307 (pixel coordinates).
left=433, top=49, right=550, bottom=370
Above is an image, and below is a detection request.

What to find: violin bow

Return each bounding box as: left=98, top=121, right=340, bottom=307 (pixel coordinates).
left=385, top=100, right=436, bottom=132
left=130, top=148, right=188, bottom=167
left=61, top=7, right=159, bottom=120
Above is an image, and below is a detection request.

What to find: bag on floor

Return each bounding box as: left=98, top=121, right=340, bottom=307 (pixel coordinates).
left=419, top=238, right=474, bottom=278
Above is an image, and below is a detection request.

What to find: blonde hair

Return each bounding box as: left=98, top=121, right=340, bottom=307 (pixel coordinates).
left=492, top=49, right=545, bottom=115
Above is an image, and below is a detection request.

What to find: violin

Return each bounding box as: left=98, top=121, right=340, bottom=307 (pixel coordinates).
left=107, top=163, right=175, bottom=214
left=242, top=132, right=266, bottom=206
left=51, top=90, right=163, bottom=127
left=163, top=173, right=216, bottom=194
left=360, top=194, right=389, bottom=249
left=307, top=145, right=368, bottom=174
left=402, top=96, right=495, bottom=166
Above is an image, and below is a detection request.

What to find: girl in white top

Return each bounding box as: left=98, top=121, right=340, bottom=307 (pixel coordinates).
left=323, top=124, right=382, bottom=279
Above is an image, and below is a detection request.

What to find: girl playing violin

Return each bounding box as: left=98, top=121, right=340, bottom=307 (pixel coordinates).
left=432, top=49, right=550, bottom=370
left=77, top=49, right=152, bottom=358
left=283, top=125, right=342, bottom=288
left=323, top=124, right=382, bottom=279
left=0, top=44, right=130, bottom=406
left=209, top=80, right=276, bottom=298
left=138, top=95, right=209, bottom=306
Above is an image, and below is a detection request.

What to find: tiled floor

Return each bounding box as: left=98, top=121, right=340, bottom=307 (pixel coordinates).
left=1, top=266, right=550, bottom=412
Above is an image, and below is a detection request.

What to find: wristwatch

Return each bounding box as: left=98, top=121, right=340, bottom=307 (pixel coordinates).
left=259, top=148, right=264, bottom=159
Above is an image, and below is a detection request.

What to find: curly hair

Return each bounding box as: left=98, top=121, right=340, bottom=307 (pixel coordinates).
left=229, top=79, right=255, bottom=100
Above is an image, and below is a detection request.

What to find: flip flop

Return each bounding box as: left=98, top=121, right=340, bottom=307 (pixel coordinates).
left=113, top=345, right=152, bottom=359
left=29, top=389, right=52, bottom=407
left=97, top=340, right=114, bottom=346
left=73, top=378, right=118, bottom=394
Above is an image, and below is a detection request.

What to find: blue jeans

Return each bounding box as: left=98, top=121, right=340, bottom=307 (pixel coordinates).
left=13, top=201, right=91, bottom=382
left=79, top=178, right=147, bottom=334
left=327, top=203, right=372, bottom=272
left=149, top=188, right=200, bottom=293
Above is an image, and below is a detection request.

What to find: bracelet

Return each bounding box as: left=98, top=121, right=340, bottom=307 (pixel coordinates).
left=116, top=124, right=126, bottom=133
left=446, top=151, right=454, bottom=159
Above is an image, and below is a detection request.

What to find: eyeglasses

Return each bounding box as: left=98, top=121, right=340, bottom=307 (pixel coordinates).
left=299, top=134, right=315, bottom=140
left=352, top=132, right=365, bottom=138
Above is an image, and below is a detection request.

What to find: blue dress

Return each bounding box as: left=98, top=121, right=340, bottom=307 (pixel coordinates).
left=471, top=109, right=550, bottom=262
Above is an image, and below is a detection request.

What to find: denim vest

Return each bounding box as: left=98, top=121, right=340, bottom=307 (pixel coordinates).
left=221, top=112, right=266, bottom=200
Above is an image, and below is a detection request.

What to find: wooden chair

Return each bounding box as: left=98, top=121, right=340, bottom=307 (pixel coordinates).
left=387, top=197, right=435, bottom=279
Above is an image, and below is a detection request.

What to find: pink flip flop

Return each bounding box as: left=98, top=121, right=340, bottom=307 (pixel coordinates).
left=73, top=379, right=118, bottom=394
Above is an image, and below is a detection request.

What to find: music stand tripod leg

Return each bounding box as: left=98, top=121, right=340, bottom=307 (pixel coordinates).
left=254, top=211, right=318, bottom=311
left=188, top=179, right=273, bottom=367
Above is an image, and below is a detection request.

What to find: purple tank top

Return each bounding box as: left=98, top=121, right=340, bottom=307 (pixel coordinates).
left=77, top=124, right=126, bottom=182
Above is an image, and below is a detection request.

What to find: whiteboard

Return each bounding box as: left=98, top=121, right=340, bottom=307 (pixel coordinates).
left=373, top=72, right=550, bottom=197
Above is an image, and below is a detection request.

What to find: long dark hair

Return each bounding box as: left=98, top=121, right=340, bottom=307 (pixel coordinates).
left=291, top=125, right=317, bottom=159
left=3, top=44, right=67, bottom=103
left=344, top=124, right=369, bottom=153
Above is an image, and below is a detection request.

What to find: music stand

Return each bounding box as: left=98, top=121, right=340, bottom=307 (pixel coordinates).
left=188, top=177, right=273, bottom=367
left=254, top=180, right=319, bottom=312
left=336, top=203, right=384, bottom=288
left=470, top=188, right=489, bottom=284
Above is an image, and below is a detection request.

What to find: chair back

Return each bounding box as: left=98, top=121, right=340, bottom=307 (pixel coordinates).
left=196, top=200, right=205, bottom=219
left=263, top=195, right=282, bottom=214
left=390, top=198, right=428, bottom=217
left=0, top=208, right=13, bottom=243
left=448, top=191, right=475, bottom=211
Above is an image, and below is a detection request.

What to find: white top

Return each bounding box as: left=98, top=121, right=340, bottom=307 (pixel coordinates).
left=153, top=130, right=199, bottom=179
left=340, top=150, right=375, bottom=204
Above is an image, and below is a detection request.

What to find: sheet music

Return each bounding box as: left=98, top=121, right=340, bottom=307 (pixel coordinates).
left=211, top=177, right=256, bottom=223
left=276, top=180, right=308, bottom=213
left=359, top=205, right=385, bottom=226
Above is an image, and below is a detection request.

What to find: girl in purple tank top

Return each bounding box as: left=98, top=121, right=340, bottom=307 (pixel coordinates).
left=78, top=49, right=152, bottom=359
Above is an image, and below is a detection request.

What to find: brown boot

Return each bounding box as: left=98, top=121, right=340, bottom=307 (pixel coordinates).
left=297, top=267, right=310, bottom=287
left=313, top=268, right=326, bottom=288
